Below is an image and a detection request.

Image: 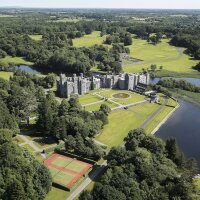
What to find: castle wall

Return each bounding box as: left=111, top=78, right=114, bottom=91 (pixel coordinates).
left=57, top=72, right=150, bottom=98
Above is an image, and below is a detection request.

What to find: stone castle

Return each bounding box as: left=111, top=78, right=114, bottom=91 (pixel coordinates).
left=57, top=72, right=150, bottom=98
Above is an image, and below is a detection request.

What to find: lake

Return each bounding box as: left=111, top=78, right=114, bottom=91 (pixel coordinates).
left=150, top=77, right=200, bottom=87
left=155, top=100, right=200, bottom=168
left=15, top=65, right=42, bottom=75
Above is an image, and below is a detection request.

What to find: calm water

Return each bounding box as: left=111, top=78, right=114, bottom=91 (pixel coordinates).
left=155, top=100, right=200, bottom=167
left=150, top=77, right=200, bottom=87
left=15, top=65, right=41, bottom=74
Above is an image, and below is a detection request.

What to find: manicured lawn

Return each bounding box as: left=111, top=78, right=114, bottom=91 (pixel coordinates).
left=123, top=38, right=199, bottom=76
left=65, top=161, right=87, bottom=173
left=112, top=92, right=146, bottom=105
left=0, top=56, right=33, bottom=66
left=73, top=31, right=108, bottom=48
left=0, top=72, right=13, bottom=80
left=53, top=157, right=72, bottom=168
left=84, top=101, right=117, bottom=111
left=29, top=34, right=43, bottom=41
left=79, top=93, right=101, bottom=105
left=144, top=106, right=174, bottom=134
left=96, top=103, right=159, bottom=146
left=45, top=186, right=70, bottom=200
left=44, top=154, right=92, bottom=188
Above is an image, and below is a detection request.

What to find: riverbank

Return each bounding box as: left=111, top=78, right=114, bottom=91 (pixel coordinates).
left=151, top=102, right=180, bottom=135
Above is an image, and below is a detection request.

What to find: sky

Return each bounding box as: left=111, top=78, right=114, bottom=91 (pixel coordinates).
left=1, top=0, right=200, bottom=9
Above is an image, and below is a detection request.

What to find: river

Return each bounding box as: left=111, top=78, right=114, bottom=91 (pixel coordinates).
left=150, top=77, right=200, bottom=87
left=155, top=100, right=200, bottom=167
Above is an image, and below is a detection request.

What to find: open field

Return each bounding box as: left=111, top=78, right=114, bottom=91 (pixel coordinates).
left=96, top=103, right=160, bottom=146
left=73, top=31, right=107, bottom=48
left=123, top=38, right=199, bottom=77
left=44, top=154, right=92, bottom=188
left=0, top=72, right=13, bottom=80
left=0, top=56, right=33, bottom=66
left=29, top=34, right=43, bottom=41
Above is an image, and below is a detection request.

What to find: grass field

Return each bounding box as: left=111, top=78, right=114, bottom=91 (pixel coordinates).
left=123, top=38, right=199, bottom=77
left=99, top=89, right=146, bottom=105
left=0, top=72, right=13, bottom=80
left=44, top=154, right=92, bottom=188
left=29, top=34, right=43, bottom=41
left=73, top=31, right=108, bottom=48
left=84, top=100, right=118, bottom=111
left=0, top=56, right=33, bottom=66
left=144, top=106, right=175, bottom=134
left=96, top=103, right=160, bottom=146
left=79, top=93, right=101, bottom=105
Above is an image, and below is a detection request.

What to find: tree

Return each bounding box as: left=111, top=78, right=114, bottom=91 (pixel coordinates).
left=82, top=128, right=196, bottom=200
left=159, top=66, right=163, bottom=70
left=99, top=104, right=111, bottom=115
left=150, top=64, right=157, bottom=71
left=37, top=91, right=58, bottom=135
left=0, top=129, right=52, bottom=199
left=124, top=34, right=133, bottom=46
left=0, top=100, right=19, bottom=135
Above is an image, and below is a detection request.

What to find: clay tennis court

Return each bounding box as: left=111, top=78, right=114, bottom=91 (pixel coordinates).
left=44, top=153, right=93, bottom=188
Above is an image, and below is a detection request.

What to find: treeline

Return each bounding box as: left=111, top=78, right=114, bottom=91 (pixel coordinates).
left=0, top=32, right=122, bottom=74
left=0, top=129, right=52, bottom=200
left=157, top=78, right=200, bottom=93
left=0, top=71, right=54, bottom=199
left=171, top=34, right=200, bottom=59
left=0, top=71, right=56, bottom=122
left=36, top=93, right=110, bottom=160
left=80, top=129, right=198, bottom=200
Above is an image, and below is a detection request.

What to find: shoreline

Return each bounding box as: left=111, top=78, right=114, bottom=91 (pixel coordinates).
left=151, top=102, right=180, bottom=135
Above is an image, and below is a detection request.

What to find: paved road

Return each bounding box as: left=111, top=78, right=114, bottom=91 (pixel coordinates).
left=66, top=160, right=107, bottom=200
left=140, top=99, right=168, bottom=129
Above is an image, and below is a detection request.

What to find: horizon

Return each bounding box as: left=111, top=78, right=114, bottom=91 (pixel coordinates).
left=1, top=0, right=200, bottom=9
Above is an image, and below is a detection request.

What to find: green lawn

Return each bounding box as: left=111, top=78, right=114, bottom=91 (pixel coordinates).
left=0, top=71, right=13, bottom=80
left=52, top=157, right=72, bottom=168
left=54, top=171, right=75, bottom=186
left=84, top=101, right=117, bottom=112
left=45, top=186, right=70, bottom=200
left=144, top=106, right=174, bottom=134
left=0, top=56, right=33, bottom=66
left=29, top=34, right=43, bottom=41
left=79, top=93, right=101, bottom=105
left=22, top=144, right=35, bottom=153
left=123, top=38, right=199, bottom=77
left=73, top=31, right=108, bottom=48
left=66, top=161, right=87, bottom=173
left=96, top=103, right=159, bottom=146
